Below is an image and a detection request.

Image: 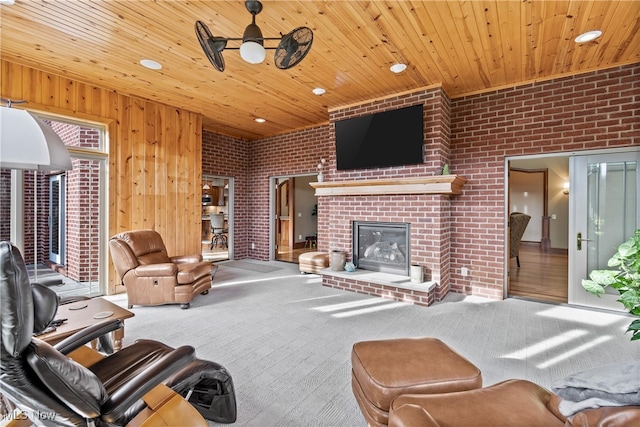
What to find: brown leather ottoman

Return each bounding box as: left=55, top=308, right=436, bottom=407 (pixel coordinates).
left=351, top=337, right=482, bottom=426
left=298, top=251, right=329, bottom=273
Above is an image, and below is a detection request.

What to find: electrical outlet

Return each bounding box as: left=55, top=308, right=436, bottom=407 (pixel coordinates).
left=251, top=243, right=255, bottom=249
left=551, top=214, right=557, bottom=220
left=299, top=234, right=302, bottom=240
left=461, top=267, right=469, bottom=277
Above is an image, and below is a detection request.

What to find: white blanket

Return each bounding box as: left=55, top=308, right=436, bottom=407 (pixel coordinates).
left=552, top=360, right=640, bottom=416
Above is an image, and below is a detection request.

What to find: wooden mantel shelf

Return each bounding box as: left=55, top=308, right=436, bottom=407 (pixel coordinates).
left=309, top=175, right=466, bottom=196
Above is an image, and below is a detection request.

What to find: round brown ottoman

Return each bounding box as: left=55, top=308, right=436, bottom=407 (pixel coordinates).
left=351, top=337, right=482, bottom=426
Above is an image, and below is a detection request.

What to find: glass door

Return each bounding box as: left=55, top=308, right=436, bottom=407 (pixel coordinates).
left=48, top=174, right=66, bottom=265
left=569, top=151, right=640, bottom=310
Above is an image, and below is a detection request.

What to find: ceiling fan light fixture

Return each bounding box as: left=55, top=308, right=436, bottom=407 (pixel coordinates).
left=575, top=30, right=602, bottom=43
left=240, top=18, right=266, bottom=64
left=240, top=41, right=266, bottom=64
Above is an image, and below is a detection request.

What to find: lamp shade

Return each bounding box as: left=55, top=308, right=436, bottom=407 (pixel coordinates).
left=0, top=107, right=72, bottom=171
left=240, top=41, right=266, bottom=64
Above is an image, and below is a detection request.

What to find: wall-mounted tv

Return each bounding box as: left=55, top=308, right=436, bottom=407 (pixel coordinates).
left=334, top=104, right=424, bottom=171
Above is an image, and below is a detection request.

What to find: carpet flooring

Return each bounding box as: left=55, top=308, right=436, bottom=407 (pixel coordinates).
left=219, top=260, right=283, bottom=273
left=104, top=261, right=639, bottom=427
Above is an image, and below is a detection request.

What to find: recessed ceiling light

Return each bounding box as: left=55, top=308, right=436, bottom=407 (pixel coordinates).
left=390, top=63, right=407, bottom=74
left=312, top=87, right=326, bottom=96
left=575, top=30, right=602, bottom=43
left=139, top=59, right=162, bottom=70
left=255, top=118, right=266, bottom=123
left=0, top=0, right=15, bottom=5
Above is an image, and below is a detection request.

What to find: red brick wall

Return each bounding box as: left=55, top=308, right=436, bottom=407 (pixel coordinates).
left=0, top=170, right=10, bottom=243
left=201, top=131, right=251, bottom=258
left=250, top=126, right=333, bottom=259
left=202, top=126, right=331, bottom=259
left=202, top=63, right=638, bottom=303
left=449, top=63, right=640, bottom=299
left=0, top=170, right=47, bottom=264
left=64, top=158, right=101, bottom=281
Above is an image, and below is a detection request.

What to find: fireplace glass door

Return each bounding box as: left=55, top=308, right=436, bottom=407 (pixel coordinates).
left=353, top=221, right=410, bottom=275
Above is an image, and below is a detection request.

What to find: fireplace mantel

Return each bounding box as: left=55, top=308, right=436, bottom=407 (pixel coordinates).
left=310, top=175, right=466, bottom=196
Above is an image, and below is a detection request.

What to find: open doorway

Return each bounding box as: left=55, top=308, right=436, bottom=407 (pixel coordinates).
left=0, top=115, right=108, bottom=298
left=201, top=176, right=233, bottom=262
left=507, top=156, right=569, bottom=303
left=272, top=175, right=318, bottom=263
left=506, top=148, right=640, bottom=308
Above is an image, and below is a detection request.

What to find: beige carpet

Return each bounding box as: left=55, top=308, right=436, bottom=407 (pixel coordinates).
left=104, top=261, right=639, bottom=427
left=217, top=260, right=282, bottom=273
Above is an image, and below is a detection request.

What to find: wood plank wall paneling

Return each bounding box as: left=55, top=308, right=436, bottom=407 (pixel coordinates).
left=0, top=60, right=203, bottom=294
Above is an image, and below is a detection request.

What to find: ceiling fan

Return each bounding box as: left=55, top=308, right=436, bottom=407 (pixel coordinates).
left=195, top=1, right=313, bottom=72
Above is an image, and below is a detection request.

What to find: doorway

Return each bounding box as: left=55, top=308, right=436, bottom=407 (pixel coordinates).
left=49, top=173, right=66, bottom=265
left=506, top=148, right=640, bottom=309
left=1, top=115, right=107, bottom=297
left=201, top=176, right=233, bottom=262
left=271, top=175, right=318, bottom=263
left=507, top=157, right=568, bottom=303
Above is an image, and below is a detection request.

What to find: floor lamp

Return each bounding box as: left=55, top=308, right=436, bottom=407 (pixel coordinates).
left=0, top=105, right=72, bottom=281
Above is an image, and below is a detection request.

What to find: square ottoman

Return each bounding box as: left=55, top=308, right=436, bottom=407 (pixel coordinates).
left=351, top=337, right=482, bottom=426
left=298, top=251, right=329, bottom=274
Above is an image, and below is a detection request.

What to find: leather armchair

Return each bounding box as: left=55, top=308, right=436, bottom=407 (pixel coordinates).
left=0, top=241, right=208, bottom=427
left=109, top=229, right=215, bottom=309
left=388, top=379, right=640, bottom=427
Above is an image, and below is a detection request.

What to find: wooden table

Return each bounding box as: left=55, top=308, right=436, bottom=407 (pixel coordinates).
left=38, top=297, right=134, bottom=351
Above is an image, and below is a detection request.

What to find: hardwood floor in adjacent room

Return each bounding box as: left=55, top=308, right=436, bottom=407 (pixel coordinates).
left=276, top=245, right=317, bottom=263
left=509, top=243, right=568, bottom=303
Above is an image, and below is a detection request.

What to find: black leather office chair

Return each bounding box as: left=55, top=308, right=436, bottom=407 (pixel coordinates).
left=0, top=241, right=209, bottom=426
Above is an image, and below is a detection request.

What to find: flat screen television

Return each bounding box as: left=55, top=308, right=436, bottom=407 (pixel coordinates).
left=334, top=104, right=424, bottom=171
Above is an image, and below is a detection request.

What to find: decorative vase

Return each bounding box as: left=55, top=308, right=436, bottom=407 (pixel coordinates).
left=330, top=250, right=345, bottom=271
left=317, top=172, right=324, bottom=182
left=410, top=264, right=423, bottom=283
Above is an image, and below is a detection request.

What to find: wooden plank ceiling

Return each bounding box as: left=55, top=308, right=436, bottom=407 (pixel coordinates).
left=1, top=1, right=639, bottom=140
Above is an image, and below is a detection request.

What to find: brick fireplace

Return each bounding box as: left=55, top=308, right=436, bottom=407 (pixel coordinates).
left=311, top=87, right=461, bottom=307
left=314, top=174, right=464, bottom=307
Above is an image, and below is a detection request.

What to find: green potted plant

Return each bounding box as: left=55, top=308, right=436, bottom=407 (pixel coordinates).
left=582, top=229, right=640, bottom=341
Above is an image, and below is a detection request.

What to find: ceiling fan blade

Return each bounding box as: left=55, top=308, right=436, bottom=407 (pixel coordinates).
left=274, top=27, right=313, bottom=70
left=195, top=21, right=226, bottom=72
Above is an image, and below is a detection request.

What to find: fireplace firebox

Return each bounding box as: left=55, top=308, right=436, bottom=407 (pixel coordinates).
left=352, top=221, right=410, bottom=275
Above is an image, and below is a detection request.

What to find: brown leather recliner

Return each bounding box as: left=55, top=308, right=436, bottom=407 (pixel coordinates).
left=109, top=229, right=215, bottom=309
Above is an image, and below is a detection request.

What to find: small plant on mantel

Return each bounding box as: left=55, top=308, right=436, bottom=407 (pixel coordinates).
left=582, top=229, right=640, bottom=341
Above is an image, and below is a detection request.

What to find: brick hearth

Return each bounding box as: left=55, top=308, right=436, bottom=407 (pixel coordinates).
left=320, top=268, right=438, bottom=307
